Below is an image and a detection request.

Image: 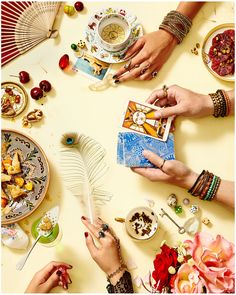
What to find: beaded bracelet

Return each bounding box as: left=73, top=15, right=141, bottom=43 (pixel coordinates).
left=159, top=10, right=192, bottom=44
left=107, top=264, right=127, bottom=281
left=188, top=170, right=221, bottom=201
left=209, top=90, right=230, bottom=117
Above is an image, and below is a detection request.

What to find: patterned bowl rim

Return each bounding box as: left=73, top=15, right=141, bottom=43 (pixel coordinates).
left=201, top=23, right=234, bottom=82
left=1, top=128, right=50, bottom=225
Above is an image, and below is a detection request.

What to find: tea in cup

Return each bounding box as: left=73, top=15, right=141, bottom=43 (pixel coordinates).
left=97, top=13, right=131, bottom=52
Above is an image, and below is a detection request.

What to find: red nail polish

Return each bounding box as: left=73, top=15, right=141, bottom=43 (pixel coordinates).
left=84, top=232, right=88, bottom=238
left=81, top=216, right=86, bottom=220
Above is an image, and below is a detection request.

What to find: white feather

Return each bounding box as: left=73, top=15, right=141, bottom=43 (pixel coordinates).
left=60, top=134, right=112, bottom=223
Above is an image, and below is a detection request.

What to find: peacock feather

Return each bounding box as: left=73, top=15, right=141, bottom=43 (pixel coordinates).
left=60, top=132, right=112, bottom=223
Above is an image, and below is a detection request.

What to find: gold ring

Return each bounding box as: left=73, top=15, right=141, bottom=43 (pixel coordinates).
left=162, top=85, right=168, bottom=98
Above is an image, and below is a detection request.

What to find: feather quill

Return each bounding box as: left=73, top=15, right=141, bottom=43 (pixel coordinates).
left=60, top=133, right=112, bottom=223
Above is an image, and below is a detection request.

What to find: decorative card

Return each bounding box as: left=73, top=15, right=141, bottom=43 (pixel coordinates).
left=73, top=52, right=110, bottom=81
left=122, top=100, right=173, bottom=142
left=117, top=132, right=175, bottom=168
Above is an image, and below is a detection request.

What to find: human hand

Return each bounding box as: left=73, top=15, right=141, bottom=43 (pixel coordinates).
left=132, top=150, right=198, bottom=189
left=113, top=30, right=178, bottom=82
left=25, top=261, right=72, bottom=293
left=82, top=216, right=124, bottom=284
left=146, top=85, right=214, bottom=119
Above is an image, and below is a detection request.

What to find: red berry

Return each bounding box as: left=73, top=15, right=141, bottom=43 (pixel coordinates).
left=30, top=87, right=43, bottom=100
left=59, top=54, right=70, bottom=70
left=15, top=95, right=21, bottom=103
left=39, top=80, right=52, bottom=92
left=74, top=1, right=84, bottom=12
left=19, top=71, right=30, bottom=83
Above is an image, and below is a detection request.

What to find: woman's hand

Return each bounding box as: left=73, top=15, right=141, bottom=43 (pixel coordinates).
left=132, top=150, right=198, bottom=189
left=113, top=30, right=178, bottom=82
left=25, top=261, right=72, bottom=293
left=146, top=85, right=214, bottom=118
left=82, top=216, right=124, bottom=285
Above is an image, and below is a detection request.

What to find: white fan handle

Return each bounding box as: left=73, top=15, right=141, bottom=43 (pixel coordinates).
left=16, top=234, right=41, bottom=271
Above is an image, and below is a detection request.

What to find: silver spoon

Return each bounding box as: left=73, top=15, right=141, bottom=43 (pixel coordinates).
left=16, top=230, right=52, bottom=271
left=16, top=206, right=59, bottom=271
left=159, top=208, right=185, bottom=234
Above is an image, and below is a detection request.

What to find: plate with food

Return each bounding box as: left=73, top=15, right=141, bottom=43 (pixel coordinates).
left=1, top=82, right=28, bottom=118
left=202, top=23, right=234, bottom=82
left=1, top=129, right=50, bottom=224
left=125, top=206, right=158, bottom=241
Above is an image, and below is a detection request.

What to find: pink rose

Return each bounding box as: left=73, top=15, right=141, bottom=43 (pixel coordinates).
left=185, top=232, right=235, bottom=293
left=172, top=263, right=204, bottom=293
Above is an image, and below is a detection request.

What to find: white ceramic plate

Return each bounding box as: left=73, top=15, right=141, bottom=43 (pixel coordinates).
left=84, top=7, right=143, bottom=64
left=125, top=206, right=158, bottom=241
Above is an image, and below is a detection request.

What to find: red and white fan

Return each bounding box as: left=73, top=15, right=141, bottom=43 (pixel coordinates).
left=1, top=1, right=61, bottom=66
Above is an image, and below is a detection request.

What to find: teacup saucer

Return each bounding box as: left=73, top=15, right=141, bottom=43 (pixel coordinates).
left=84, top=7, right=143, bottom=64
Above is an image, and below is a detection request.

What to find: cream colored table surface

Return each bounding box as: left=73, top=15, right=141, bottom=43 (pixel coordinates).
left=1, top=1, right=235, bottom=293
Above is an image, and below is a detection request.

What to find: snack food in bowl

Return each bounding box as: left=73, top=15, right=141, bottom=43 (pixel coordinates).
left=97, top=13, right=131, bottom=52
left=125, top=206, right=158, bottom=241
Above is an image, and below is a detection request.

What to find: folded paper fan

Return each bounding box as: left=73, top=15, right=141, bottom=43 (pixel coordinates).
left=1, top=1, right=61, bottom=66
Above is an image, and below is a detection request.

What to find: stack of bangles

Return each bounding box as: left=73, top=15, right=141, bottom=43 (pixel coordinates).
left=188, top=170, right=221, bottom=201
left=159, top=10, right=192, bottom=43
left=209, top=89, right=231, bottom=117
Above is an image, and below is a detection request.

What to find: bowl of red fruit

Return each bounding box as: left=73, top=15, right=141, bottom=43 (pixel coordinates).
left=202, top=23, right=234, bottom=82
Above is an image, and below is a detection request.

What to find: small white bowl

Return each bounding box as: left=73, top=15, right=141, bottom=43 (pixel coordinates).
left=125, top=206, right=158, bottom=241
left=97, top=13, right=131, bottom=52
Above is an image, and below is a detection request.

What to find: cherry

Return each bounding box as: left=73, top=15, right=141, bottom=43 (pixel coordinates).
left=39, top=80, right=52, bottom=92
left=10, top=71, right=30, bottom=83
left=30, top=87, right=43, bottom=100
left=19, top=71, right=30, bottom=83
left=74, top=1, right=84, bottom=12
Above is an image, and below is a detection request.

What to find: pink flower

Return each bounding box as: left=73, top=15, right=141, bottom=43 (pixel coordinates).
left=172, top=263, right=204, bottom=293
left=185, top=232, right=235, bottom=293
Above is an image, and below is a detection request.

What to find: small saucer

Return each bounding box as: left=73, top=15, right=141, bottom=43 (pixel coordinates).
left=1, top=81, right=28, bottom=118
left=84, top=7, right=143, bottom=64
left=125, top=206, right=158, bottom=241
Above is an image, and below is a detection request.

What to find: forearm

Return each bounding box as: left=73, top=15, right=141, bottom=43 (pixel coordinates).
left=176, top=2, right=204, bottom=19
left=214, top=179, right=234, bottom=208
left=227, top=90, right=235, bottom=115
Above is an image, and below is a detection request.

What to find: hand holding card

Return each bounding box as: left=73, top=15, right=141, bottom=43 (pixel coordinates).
left=122, top=100, right=173, bottom=142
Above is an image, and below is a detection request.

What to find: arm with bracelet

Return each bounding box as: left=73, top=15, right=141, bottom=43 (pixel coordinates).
left=114, top=2, right=203, bottom=82
left=81, top=216, right=134, bottom=293
left=132, top=150, right=234, bottom=209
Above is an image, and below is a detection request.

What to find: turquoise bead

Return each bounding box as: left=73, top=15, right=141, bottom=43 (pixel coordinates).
left=174, top=205, right=183, bottom=214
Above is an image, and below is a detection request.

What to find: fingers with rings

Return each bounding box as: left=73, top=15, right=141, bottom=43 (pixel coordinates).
left=160, top=159, right=166, bottom=170
left=162, top=85, right=168, bottom=98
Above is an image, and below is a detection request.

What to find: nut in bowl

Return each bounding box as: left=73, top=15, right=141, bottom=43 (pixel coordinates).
left=125, top=207, right=158, bottom=241
left=97, top=14, right=131, bottom=52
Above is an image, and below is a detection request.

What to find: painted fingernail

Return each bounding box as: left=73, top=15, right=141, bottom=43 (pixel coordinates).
left=120, top=53, right=126, bottom=59
left=114, top=79, right=120, bottom=84
left=84, top=232, right=89, bottom=238
left=69, top=279, right=72, bottom=284
left=69, top=264, right=73, bottom=268
left=112, top=75, right=118, bottom=79
left=81, top=216, right=86, bottom=220
left=56, top=270, right=62, bottom=276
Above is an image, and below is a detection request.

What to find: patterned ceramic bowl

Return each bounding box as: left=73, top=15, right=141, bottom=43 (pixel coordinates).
left=1, top=129, right=50, bottom=224
left=97, top=13, right=131, bottom=52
